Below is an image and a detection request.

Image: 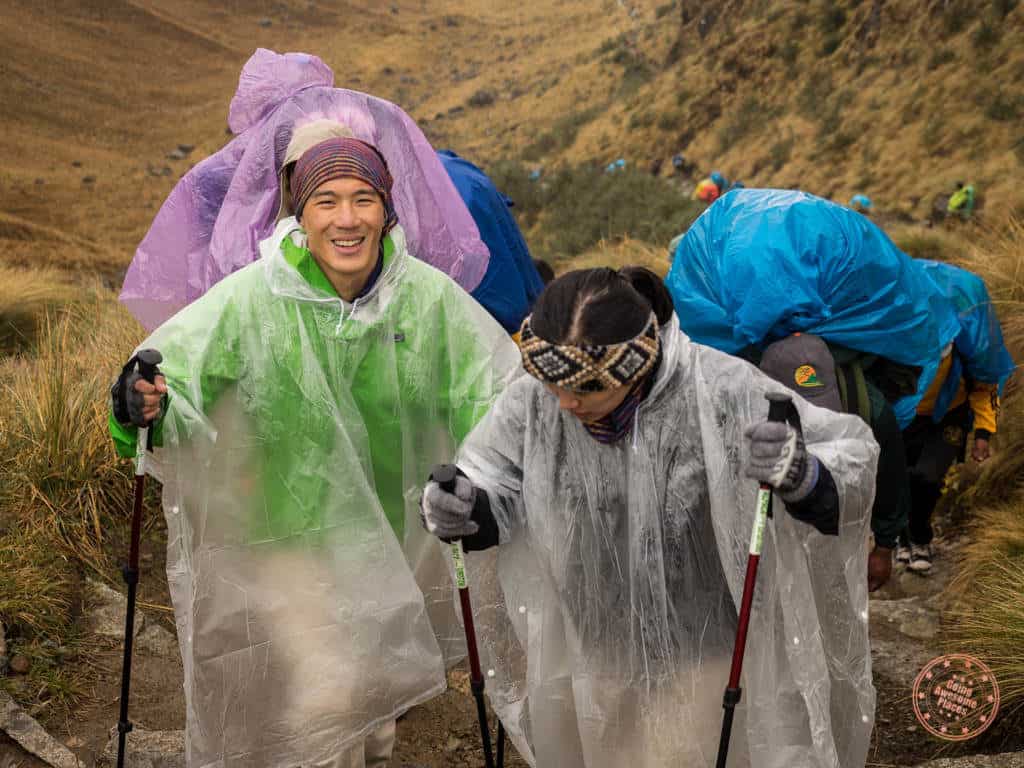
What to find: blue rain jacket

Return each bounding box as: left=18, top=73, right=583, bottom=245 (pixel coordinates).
left=918, top=260, right=1016, bottom=421
left=666, top=189, right=961, bottom=426
left=438, top=150, right=544, bottom=333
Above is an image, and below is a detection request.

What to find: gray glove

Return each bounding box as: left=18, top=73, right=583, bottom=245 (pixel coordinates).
left=744, top=421, right=819, bottom=503
left=420, top=476, right=479, bottom=539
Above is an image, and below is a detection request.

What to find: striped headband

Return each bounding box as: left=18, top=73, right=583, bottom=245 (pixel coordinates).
left=519, top=312, right=660, bottom=393
left=291, top=137, right=398, bottom=234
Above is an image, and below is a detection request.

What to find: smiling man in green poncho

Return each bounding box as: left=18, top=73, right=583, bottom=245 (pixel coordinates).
left=109, top=137, right=520, bottom=768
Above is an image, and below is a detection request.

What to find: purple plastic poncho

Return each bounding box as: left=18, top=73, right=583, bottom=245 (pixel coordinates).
left=120, top=49, right=489, bottom=331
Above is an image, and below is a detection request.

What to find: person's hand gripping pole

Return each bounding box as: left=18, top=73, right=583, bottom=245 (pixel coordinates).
left=116, top=349, right=162, bottom=768
left=429, top=464, right=502, bottom=768
left=715, top=391, right=792, bottom=768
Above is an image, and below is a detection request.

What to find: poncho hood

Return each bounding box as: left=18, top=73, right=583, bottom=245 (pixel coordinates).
left=120, top=48, right=489, bottom=332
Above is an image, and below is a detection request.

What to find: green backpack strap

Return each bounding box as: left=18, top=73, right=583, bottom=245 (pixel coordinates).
left=836, top=358, right=872, bottom=424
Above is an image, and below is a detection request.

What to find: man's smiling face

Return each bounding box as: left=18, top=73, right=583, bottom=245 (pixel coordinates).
left=301, top=176, right=385, bottom=298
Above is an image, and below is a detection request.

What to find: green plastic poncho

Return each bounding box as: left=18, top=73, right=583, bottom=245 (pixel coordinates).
left=112, top=218, right=520, bottom=767
left=458, top=316, right=879, bottom=768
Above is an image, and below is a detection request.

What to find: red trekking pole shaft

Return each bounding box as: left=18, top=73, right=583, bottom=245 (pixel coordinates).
left=715, top=392, right=791, bottom=768
left=432, top=464, right=499, bottom=768
left=116, top=349, right=162, bottom=768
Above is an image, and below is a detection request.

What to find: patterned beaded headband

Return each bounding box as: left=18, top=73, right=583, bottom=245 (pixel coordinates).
left=519, top=312, right=660, bottom=393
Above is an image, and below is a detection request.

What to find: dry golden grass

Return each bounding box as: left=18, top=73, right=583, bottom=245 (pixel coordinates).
left=0, top=290, right=146, bottom=709
left=942, top=216, right=1024, bottom=716
left=0, top=264, right=77, bottom=354
left=554, top=236, right=673, bottom=277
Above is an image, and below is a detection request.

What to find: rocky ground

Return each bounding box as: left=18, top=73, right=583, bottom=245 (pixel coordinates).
left=1, top=524, right=1021, bottom=768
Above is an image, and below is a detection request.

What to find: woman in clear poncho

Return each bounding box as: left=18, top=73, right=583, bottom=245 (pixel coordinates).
left=110, top=137, right=520, bottom=768
left=421, top=268, right=879, bottom=767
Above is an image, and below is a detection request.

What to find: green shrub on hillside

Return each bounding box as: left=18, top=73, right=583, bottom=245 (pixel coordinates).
left=972, top=19, right=1001, bottom=50
left=523, top=106, right=602, bottom=161
left=927, top=48, right=957, bottom=70
left=770, top=133, right=795, bottom=171
left=488, top=161, right=702, bottom=260
left=797, top=70, right=834, bottom=118
left=716, top=97, right=776, bottom=153
left=983, top=89, right=1022, bottom=122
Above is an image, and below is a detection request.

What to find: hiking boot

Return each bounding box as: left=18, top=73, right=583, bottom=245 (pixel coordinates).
left=908, top=543, right=933, bottom=574
left=895, top=544, right=911, bottom=566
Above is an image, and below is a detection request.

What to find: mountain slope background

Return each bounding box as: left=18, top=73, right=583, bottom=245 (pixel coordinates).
left=2, top=0, right=1022, bottom=280
left=1, top=2, right=1023, bottom=766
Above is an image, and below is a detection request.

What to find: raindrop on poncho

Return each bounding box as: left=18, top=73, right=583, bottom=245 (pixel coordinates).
left=112, top=220, right=520, bottom=767
left=120, top=48, right=490, bottom=331
left=666, top=188, right=961, bottom=426
left=457, top=316, right=879, bottom=767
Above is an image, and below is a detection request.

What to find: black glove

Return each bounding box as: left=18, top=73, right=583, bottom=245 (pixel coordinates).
left=111, top=350, right=164, bottom=428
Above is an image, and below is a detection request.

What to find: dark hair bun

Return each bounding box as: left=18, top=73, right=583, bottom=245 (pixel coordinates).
left=617, top=266, right=674, bottom=326
left=530, top=266, right=673, bottom=345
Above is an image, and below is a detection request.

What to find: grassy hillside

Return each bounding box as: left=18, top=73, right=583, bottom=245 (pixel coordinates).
left=4, top=1, right=1021, bottom=282
left=0, top=0, right=1022, bottom=751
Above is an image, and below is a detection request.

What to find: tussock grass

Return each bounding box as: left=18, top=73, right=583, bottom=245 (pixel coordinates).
left=0, top=265, right=76, bottom=354
left=942, top=216, right=1024, bottom=718
left=889, top=225, right=967, bottom=263
left=0, top=291, right=145, bottom=710
left=553, top=236, right=671, bottom=277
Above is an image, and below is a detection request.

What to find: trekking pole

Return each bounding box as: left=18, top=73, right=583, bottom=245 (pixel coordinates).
left=116, top=349, right=162, bottom=768
left=431, top=464, right=501, bottom=768
left=715, top=391, right=791, bottom=768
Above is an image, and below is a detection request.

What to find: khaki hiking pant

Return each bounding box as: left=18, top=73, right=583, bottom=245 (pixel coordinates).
left=315, top=721, right=397, bottom=768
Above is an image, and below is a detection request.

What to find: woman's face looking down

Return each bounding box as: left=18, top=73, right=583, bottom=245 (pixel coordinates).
left=544, top=382, right=631, bottom=423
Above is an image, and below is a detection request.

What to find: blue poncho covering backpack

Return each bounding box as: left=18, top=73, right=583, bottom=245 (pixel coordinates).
left=438, top=150, right=545, bottom=333
left=665, top=189, right=962, bottom=427
left=917, top=259, right=1015, bottom=421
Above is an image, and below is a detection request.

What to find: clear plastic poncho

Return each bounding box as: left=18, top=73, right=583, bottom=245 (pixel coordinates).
left=458, top=317, right=879, bottom=768
left=120, top=48, right=490, bottom=331
left=134, top=220, right=520, bottom=767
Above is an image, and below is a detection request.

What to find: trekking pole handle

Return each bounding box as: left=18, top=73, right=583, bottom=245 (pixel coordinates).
left=430, top=464, right=470, bottom=589
left=136, top=348, right=162, bottom=385
left=135, top=349, right=162, bottom=456
left=431, top=463, right=459, bottom=494
left=765, top=391, right=791, bottom=424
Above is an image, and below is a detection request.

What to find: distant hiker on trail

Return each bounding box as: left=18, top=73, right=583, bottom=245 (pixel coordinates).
left=849, top=193, right=872, bottom=213
left=666, top=189, right=965, bottom=592
left=693, top=170, right=726, bottom=203
left=420, top=267, right=878, bottom=767
left=119, top=48, right=493, bottom=332
left=896, top=261, right=1015, bottom=574
left=694, top=177, right=720, bottom=203
left=671, top=153, right=695, bottom=175
left=437, top=149, right=545, bottom=335
left=946, top=181, right=976, bottom=220
left=109, top=131, right=520, bottom=767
